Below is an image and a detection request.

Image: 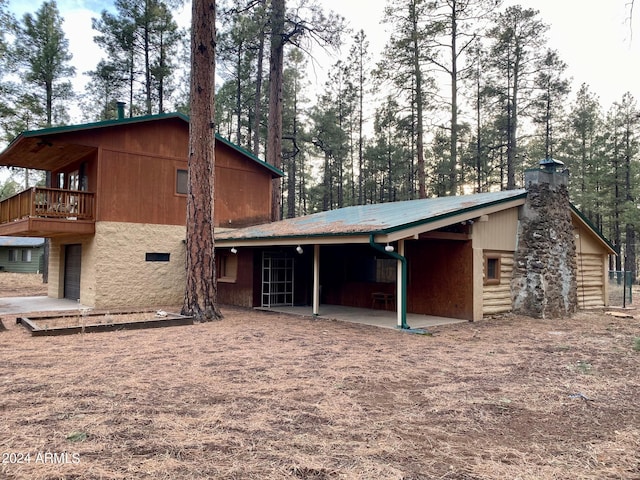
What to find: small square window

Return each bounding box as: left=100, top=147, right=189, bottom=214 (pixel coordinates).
left=176, top=169, right=188, bottom=195
left=484, top=255, right=501, bottom=285
left=22, top=250, right=32, bottom=262
left=8, top=249, right=18, bottom=262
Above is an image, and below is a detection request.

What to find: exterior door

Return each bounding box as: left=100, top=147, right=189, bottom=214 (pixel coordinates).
left=261, top=252, right=294, bottom=307
left=64, top=244, right=82, bottom=300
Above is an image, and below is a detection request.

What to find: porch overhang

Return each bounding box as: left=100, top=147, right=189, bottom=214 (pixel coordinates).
left=0, top=135, right=97, bottom=172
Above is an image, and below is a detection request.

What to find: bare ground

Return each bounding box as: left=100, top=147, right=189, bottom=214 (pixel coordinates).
left=0, top=273, right=47, bottom=297
left=1, top=274, right=639, bottom=479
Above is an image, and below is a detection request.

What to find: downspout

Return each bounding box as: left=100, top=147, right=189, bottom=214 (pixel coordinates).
left=369, top=234, right=409, bottom=329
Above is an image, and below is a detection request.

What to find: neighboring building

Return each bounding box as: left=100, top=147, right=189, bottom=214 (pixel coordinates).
left=0, top=112, right=282, bottom=307
left=0, top=237, right=45, bottom=273
left=214, top=163, right=615, bottom=323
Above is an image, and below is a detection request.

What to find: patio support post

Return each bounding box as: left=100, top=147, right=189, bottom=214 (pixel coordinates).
left=313, top=244, right=320, bottom=316
left=397, top=239, right=405, bottom=328
left=369, top=235, right=408, bottom=329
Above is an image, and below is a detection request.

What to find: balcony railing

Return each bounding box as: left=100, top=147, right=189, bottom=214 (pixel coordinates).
left=0, top=187, right=95, bottom=224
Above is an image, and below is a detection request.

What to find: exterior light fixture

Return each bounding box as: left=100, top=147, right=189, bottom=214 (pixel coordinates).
left=296, top=245, right=304, bottom=254
left=230, top=247, right=237, bottom=254
left=385, top=244, right=394, bottom=252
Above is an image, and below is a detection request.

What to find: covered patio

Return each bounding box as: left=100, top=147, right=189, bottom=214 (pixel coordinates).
left=257, top=304, right=467, bottom=330
left=216, top=190, right=532, bottom=325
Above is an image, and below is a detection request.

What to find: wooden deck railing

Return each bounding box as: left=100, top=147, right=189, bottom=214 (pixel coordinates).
left=0, top=187, right=95, bottom=224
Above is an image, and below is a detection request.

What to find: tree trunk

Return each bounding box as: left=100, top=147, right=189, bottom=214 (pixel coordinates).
left=449, top=0, right=458, bottom=195
left=182, top=0, right=222, bottom=322
left=253, top=3, right=266, bottom=157
left=267, top=0, right=285, bottom=221
left=411, top=0, right=427, bottom=199
left=506, top=59, right=519, bottom=190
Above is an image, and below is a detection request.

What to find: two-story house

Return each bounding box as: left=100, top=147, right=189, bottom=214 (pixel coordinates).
left=0, top=112, right=282, bottom=308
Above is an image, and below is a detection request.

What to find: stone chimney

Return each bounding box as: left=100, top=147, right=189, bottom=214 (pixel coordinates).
left=511, top=159, right=578, bottom=318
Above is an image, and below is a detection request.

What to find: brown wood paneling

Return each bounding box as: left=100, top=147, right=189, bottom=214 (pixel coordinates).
left=406, top=239, right=474, bottom=320
left=217, top=249, right=255, bottom=307
left=5, top=117, right=274, bottom=229
left=92, top=122, right=273, bottom=227
left=214, top=142, right=273, bottom=227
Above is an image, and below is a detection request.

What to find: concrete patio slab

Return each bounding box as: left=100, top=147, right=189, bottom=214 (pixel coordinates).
left=259, top=305, right=467, bottom=330
left=0, top=296, right=90, bottom=315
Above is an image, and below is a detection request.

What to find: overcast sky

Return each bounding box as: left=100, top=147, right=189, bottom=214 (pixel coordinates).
left=6, top=0, right=640, bottom=119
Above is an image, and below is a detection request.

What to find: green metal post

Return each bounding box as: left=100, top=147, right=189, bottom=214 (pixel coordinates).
left=369, top=235, right=408, bottom=329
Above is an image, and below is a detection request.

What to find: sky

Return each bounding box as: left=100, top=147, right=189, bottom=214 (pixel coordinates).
left=5, top=0, right=640, bottom=120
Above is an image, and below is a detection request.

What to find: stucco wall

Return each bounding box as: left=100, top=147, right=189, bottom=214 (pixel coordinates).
left=48, top=235, right=96, bottom=305
left=92, top=222, right=186, bottom=309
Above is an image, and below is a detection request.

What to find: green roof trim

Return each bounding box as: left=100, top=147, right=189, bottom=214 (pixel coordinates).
left=213, top=132, right=283, bottom=177
left=17, top=112, right=190, bottom=139
left=9, top=112, right=284, bottom=178
left=570, top=203, right=617, bottom=254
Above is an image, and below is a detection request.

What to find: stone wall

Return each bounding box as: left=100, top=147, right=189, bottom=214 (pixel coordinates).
left=511, top=178, right=578, bottom=318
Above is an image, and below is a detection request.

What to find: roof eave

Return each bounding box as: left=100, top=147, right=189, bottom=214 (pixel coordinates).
left=570, top=204, right=617, bottom=255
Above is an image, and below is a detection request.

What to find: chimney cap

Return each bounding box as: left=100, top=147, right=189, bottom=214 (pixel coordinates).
left=116, top=101, right=126, bottom=120
left=539, top=157, right=564, bottom=171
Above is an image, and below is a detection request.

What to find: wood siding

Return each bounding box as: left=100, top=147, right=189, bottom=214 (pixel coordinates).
left=482, top=252, right=514, bottom=316
left=45, top=118, right=273, bottom=228
left=406, top=240, right=474, bottom=320
left=472, top=208, right=519, bottom=251
left=215, top=142, right=273, bottom=227
left=577, top=253, right=606, bottom=308
left=217, top=249, right=255, bottom=307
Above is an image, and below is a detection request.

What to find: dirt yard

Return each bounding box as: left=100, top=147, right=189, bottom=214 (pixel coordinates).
left=0, top=275, right=639, bottom=479
left=0, top=272, right=47, bottom=297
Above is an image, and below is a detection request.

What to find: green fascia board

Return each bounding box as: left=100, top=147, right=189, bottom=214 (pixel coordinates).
left=213, top=133, right=283, bottom=177
left=9, top=112, right=284, bottom=178
left=16, top=112, right=189, bottom=139
left=570, top=203, right=617, bottom=254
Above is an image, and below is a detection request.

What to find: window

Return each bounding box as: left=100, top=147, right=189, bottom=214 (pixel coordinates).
left=176, top=169, right=188, bottom=195
left=218, top=252, right=238, bottom=283
left=146, top=252, right=170, bottom=262
left=484, top=255, right=501, bottom=285
left=22, top=250, right=32, bottom=263
left=8, top=249, right=18, bottom=262
left=68, top=170, right=79, bottom=190
left=376, top=258, right=396, bottom=283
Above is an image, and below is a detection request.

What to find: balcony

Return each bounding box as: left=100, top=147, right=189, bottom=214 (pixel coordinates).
left=0, top=187, right=95, bottom=237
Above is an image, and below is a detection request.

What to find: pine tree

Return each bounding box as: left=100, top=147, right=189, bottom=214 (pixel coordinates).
left=92, top=0, right=184, bottom=116
left=182, top=0, right=222, bottom=321
left=13, top=0, right=75, bottom=127
left=485, top=5, right=548, bottom=189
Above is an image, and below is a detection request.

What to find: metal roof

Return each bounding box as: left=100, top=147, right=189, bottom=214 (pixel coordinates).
left=0, top=112, right=284, bottom=178
left=216, top=189, right=528, bottom=242
left=0, top=236, right=45, bottom=248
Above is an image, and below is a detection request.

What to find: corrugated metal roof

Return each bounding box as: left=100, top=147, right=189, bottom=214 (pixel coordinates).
left=217, top=190, right=528, bottom=241
left=0, top=236, right=45, bottom=247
